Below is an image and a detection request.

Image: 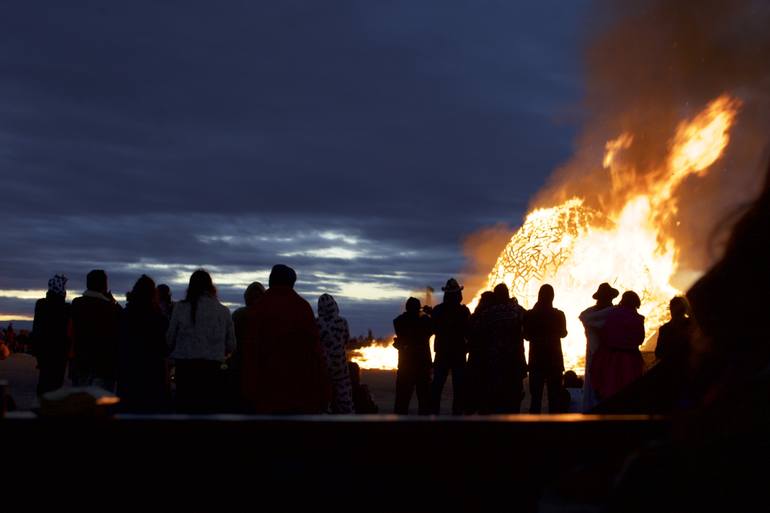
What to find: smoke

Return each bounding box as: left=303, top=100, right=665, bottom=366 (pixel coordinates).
left=461, top=224, right=516, bottom=301
left=466, top=0, right=770, bottom=292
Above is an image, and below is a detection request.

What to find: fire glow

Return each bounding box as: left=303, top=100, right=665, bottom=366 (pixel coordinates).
left=353, top=95, right=740, bottom=372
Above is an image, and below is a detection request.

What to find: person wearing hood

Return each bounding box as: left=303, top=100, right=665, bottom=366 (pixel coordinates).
left=430, top=278, right=471, bottom=415
left=32, top=274, right=71, bottom=395
left=227, top=281, right=266, bottom=412
left=240, top=264, right=329, bottom=414
left=579, top=283, right=619, bottom=412
left=524, top=284, right=567, bottom=413
left=70, top=269, right=122, bottom=391
left=316, top=294, right=354, bottom=414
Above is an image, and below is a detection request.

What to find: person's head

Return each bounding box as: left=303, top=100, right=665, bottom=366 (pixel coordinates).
left=348, top=361, right=361, bottom=386
left=537, top=284, right=555, bottom=305
left=269, top=264, right=297, bottom=288
left=592, top=282, right=619, bottom=306
left=185, top=270, right=216, bottom=303
left=475, top=290, right=497, bottom=313
left=405, top=297, right=421, bottom=314
left=47, top=274, right=67, bottom=300
left=493, top=283, right=510, bottom=303
left=619, top=291, right=641, bottom=310
left=127, top=274, right=158, bottom=309
left=185, top=270, right=215, bottom=323
left=157, top=284, right=172, bottom=303
left=669, top=296, right=689, bottom=320
left=244, top=282, right=266, bottom=307
left=441, top=278, right=463, bottom=304
left=563, top=370, right=581, bottom=388
left=86, top=269, right=108, bottom=294
left=318, top=293, right=340, bottom=318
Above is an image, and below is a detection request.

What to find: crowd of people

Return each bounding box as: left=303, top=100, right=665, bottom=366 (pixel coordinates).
left=23, top=260, right=695, bottom=415
left=28, top=265, right=378, bottom=414
left=391, top=276, right=683, bottom=415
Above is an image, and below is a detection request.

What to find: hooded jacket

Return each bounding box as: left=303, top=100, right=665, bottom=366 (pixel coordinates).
left=316, top=294, right=354, bottom=414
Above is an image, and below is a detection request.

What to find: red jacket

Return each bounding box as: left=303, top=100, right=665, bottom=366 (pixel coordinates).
left=590, top=306, right=645, bottom=400
left=240, top=286, right=329, bottom=414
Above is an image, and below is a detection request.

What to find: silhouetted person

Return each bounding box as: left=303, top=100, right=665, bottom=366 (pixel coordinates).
left=479, top=284, right=527, bottom=414
left=465, top=291, right=497, bottom=414
left=117, top=275, right=170, bottom=413
left=348, top=361, right=378, bottom=414
left=240, top=265, right=328, bottom=414
left=228, top=281, right=265, bottom=412
left=317, top=294, right=354, bottom=414
left=157, top=284, right=174, bottom=319
left=167, top=269, right=235, bottom=413
left=655, top=296, right=693, bottom=363
left=579, top=282, right=619, bottom=411
left=430, top=278, right=470, bottom=415
left=525, top=284, right=567, bottom=413
left=590, top=291, right=644, bottom=402
left=32, top=275, right=71, bottom=396
left=393, top=297, right=433, bottom=414
left=70, top=269, right=122, bottom=391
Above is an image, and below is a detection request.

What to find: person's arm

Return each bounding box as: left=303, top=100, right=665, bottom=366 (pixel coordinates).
left=31, top=299, right=43, bottom=357
left=633, top=316, right=646, bottom=347
left=333, top=319, right=354, bottom=414
left=655, top=326, right=667, bottom=359
left=558, top=311, right=568, bottom=339
left=166, top=304, right=180, bottom=354
left=223, top=308, right=237, bottom=357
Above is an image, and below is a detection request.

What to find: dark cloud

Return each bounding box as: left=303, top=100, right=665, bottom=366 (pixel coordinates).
left=0, top=0, right=588, bottom=334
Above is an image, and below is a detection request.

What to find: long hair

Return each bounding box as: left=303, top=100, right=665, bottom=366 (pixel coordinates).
left=185, top=269, right=216, bottom=323
left=127, top=274, right=159, bottom=311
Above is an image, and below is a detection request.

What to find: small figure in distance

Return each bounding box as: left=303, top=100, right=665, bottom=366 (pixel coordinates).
left=348, top=361, right=379, bottom=414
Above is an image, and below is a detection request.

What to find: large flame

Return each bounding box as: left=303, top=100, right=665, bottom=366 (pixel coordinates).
left=352, top=94, right=740, bottom=372
left=474, top=93, right=740, bottom=372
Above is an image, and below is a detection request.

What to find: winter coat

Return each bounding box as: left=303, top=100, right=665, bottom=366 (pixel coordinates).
left=117, top=303, right=170, bottom=412
left=431, top=302, right=471, bottom=358
left=32, top=294, right=70, bottom=364
left=524, top=304, right=567, bottom=374
left=240, top=286, right=329, bottom=414
left=167, top=295, right=236, bottom=362
left=655, top=317, right=693, bottom=362
left=71, top=291, right=122, bottom=381
left=393, top=311, right=433, bottom=370
left=316, top=294, right=354, bottom=414
left=590, top=306, right=645, bottom=400
left=579, top=305, right=613, bottom=411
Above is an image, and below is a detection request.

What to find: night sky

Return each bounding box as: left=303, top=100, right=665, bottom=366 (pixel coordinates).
left=1, top=1, right=590, bottom=336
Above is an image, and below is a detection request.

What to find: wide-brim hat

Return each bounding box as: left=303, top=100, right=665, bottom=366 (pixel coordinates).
left=442, top=278, right=464, bottom=293
left=592, top=282, right=619, bottom=300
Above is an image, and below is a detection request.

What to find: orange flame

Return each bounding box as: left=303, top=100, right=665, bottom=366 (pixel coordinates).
left=352, top=94, right=740, bottom=372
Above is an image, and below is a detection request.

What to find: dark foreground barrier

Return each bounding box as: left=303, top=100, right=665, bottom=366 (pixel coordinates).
left=1, top=413, right=667, bottom=512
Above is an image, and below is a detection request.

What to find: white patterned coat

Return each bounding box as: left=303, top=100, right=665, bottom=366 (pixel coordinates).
left=316, top=294, right=354, bottom=414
